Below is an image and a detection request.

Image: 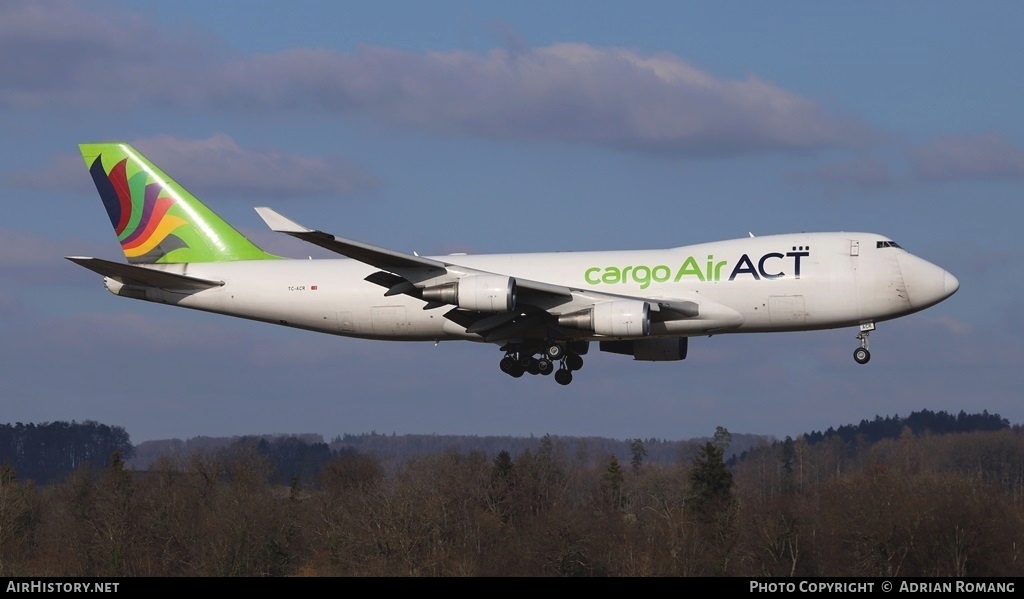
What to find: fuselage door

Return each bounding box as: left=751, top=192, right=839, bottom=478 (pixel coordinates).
left=768, top=295, right=807, bottom=326
left=371, top=306, right=409, bottom=336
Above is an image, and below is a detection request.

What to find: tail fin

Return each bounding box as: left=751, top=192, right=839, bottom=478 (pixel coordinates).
left=79, top=143, right=278, bottom=264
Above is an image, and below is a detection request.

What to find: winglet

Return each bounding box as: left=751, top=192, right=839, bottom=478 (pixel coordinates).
left=255, top=206, right=449, bottom=270
left=254, top=207, right=312, bottom=233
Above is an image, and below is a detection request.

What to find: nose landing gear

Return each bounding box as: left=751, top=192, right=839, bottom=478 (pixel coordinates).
left=854, top=322, right=874, bottom=365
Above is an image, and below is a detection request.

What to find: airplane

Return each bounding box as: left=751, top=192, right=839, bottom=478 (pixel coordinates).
left=68, top=143, right=959, bottom=385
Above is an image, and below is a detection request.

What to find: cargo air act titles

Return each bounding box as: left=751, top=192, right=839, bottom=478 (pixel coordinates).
left=584, top=250, right=810, bottom=289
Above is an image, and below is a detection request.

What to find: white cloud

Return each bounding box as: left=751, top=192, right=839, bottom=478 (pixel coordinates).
left=9, top=133, right=377, bottom=199
left=2, top=1, right=872, bottom=158
left=206, top=44, right=870, bottom=156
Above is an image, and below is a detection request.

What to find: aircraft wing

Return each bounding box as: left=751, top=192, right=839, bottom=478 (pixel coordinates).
left=255, top=207, right=449, bottom=271
left=66, top=257, right=223, bottom=291
left=255, top=207, right=732, bottom=339
left=255, top=207, right=572, bottom=300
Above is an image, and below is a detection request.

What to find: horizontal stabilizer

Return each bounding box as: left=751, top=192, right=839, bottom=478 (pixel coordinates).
left=66, top=257, right=223, bottom=291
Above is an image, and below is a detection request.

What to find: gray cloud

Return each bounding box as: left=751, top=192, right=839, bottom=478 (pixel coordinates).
left=787, top=155, right=896, bottom=189
left=0, top=228, right=113, bottom=285
left=9, top=133, right=377, bottom=199
left=4, top=1, right=871, bottom=157
left=203, top=44, right=871, bottom=156
left=789, top=133, right=1024, bottom=189
left=910, top=133, right=1024, bottom=181
left=0, top=229, right=63, bottom=269
left=0, top=0, right=213, bottom=109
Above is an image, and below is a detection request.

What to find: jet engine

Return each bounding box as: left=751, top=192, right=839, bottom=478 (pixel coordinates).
left=558, top=300, right=650, bottom=337
left=422, top=275, right=517, bottom=312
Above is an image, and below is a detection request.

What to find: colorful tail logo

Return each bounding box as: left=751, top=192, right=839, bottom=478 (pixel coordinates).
left=80, top=143, right=277, bottom=264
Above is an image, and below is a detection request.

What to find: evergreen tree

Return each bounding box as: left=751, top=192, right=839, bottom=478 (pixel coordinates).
left=688, top=441, right=734, bottom=518
left=602, top=455, right=624, bottom=508
left=629, top=438, right=647, bottom=475
left=713, top=426, right=732, bottom=453
left=492, top=450, right=514, bottom=481
left=781, top=436, right=796, bottom=494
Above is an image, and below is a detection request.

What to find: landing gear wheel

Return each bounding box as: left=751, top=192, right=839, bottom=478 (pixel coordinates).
left=527, top=358, right=541, bottom=375
left=554, top=369, right=573, bottom=386
left=565, top=353, right=584, bottom=371
left=537, top=358, right=554, bottom=375
left=500, top=355, right=525, bottom=377
left=545, top=343, right=564, bottom=360
left=854, top=326, right=872, bottom=365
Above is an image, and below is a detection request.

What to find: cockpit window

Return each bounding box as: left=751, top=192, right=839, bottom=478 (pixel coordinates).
left=876, top=240, right=902, bottom=249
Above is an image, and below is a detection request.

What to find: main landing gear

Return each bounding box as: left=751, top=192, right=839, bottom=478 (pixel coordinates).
left=854, top=322, right=874, bottom=365
left=499, top=342, right=584, bottom=385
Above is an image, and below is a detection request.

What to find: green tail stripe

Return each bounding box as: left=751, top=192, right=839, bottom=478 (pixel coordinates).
left=80, top=142, right=279, bottom=264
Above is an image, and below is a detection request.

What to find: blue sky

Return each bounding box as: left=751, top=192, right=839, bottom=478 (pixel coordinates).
left=2, top=0, right=1022, bottom=444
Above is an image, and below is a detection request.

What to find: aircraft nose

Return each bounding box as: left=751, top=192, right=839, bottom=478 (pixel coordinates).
left=944, top=270, right=960, bottom=297
left=897, top=253, right=959, bottom=310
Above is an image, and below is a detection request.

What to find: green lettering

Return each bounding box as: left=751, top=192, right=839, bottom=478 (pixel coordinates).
left=585, top=267, right=601, bottom=285
left=715, top=261, right=727, bottom=281
left=602, top=267, right=621, bottom=285
left=674, top=256, right=706, bottom=282
left=632, top=265, right=651, bottom=289
left=652, top=265, right=671, bottom=283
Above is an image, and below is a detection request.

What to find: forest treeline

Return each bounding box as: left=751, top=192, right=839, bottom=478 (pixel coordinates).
left=0, top=421, right=133, bottom=485
left=130, top=431, right=767, bottom=473
left=803, top=409, right=1009, bottom=445
left=129, top=409, right=1014, bottom=478
left=0, top=411, right=1022, bottom=576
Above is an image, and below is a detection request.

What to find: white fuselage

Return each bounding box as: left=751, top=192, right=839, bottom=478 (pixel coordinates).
left=109, top=232, right=957, bottom=343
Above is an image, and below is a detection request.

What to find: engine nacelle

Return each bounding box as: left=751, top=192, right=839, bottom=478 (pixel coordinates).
left=421, top=275, right=517, bottom=312
left=600, top=337, right=688, bottom=361
left=558, top=300, right=650, bottom=337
